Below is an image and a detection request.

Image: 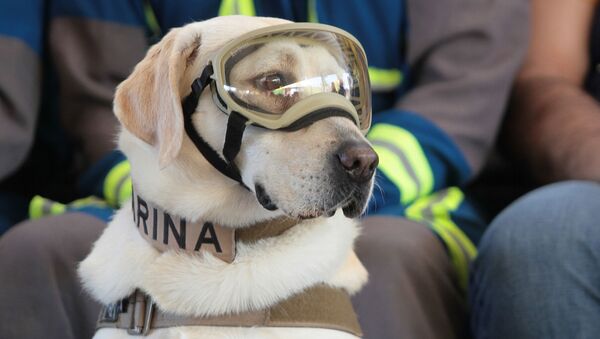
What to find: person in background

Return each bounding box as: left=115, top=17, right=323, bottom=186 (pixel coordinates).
left=0, top=1, right=528, bottom=338
left=469, top=0, right=600, bottom=338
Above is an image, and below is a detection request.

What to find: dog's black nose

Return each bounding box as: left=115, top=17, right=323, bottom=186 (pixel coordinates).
left=336, top=141, right=379, bottom=183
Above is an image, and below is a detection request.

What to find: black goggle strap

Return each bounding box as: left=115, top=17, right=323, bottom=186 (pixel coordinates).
left=223, top=111, right=248, bottom=162
left=181, top=65, right=249, bottom=189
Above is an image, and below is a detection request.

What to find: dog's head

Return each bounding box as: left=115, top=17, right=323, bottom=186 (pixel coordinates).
left=115, top=16, right=377, bottom=225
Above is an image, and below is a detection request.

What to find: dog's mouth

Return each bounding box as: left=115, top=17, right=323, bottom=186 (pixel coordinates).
left=254, top=183, right=367, bottom=219
left=255, top=184, right=278, bottom=211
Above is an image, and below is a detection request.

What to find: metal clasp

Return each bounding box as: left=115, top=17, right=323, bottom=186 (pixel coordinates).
left=127, top=289, right=155, bottom=336
left=99, top=299, right=124, bottom=323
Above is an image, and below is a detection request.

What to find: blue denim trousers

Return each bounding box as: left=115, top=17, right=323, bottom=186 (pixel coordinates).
left=470, top=181, right=600, bottom=339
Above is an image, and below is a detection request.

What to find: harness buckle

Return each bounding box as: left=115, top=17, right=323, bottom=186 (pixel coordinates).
left=99, top=299, right=124, bottom=323
left=127, top=289, right=155, bottom=336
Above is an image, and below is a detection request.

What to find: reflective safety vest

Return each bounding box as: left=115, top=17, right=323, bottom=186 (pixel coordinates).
left=28, top=160, right=131, bottom=219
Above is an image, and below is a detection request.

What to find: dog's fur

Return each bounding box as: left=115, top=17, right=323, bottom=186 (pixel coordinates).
left=79, top=16, right=374, bottom=338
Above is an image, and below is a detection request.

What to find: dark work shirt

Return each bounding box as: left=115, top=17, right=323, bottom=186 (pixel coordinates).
left=585, top=5, right=600, bottom=100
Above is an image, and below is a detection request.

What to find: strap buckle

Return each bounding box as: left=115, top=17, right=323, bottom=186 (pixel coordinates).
left=99, top=299, right=124, bottom=323
left=127, top=289, right=155, bottom=336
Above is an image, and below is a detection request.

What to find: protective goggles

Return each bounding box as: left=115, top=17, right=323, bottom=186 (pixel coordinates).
left=208, top=23, right=371, bottom=134
left=181, top=23, right=371, bottom=187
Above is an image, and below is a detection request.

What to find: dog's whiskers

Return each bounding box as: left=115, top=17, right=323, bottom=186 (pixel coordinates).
left=324, top=186, right=358, bottom=215
left=365, top=180, right=384, bottom=214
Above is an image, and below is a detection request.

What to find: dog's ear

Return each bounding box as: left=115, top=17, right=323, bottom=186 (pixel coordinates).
left=114, top=28, right=202, bottom=167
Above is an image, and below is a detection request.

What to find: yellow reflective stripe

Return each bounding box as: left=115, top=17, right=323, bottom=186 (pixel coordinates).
left=104, top=161, right=131, bottom=208
left=29, top=195, right=45, bottom=219
left=405, top=187, right=477, bottom=290
left=50, top=201, right=67, bottom=215
left=29, top=196, right=67, bottom=219
left=237, top=0, right=256, bottom=16
left=368, top=123, right=434, bottom=203
left=405, top=191, right=467, bottom=287
left=118, top=177, right=133, bottom=207
left=219, top=0, right=256, bottom=16
left=434, top=188, right=477, bottom=260
left=434, top=223, right=469, bottom=289
left=372, top=144, right=418, bottom=203
left=29, top=195, right=112, bottom=220
left=70, top=196, right=110, bottom=209
left=368, top=67, right=403, bottom=91
left=308, top=0, right=318, bottom=22
left=144, top=0, right=161, bottom=37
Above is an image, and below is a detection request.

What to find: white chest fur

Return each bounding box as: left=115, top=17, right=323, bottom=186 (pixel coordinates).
left=78, top=204, right=367, bottom=337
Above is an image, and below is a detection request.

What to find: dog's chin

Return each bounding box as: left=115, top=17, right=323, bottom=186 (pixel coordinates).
left=254, top=183, right=370, bottom=220
left=341, top=199, right=365, bottom=218
left=292, top=197, right=367, bottom=220
left=295, top=209, right=336, bottom=220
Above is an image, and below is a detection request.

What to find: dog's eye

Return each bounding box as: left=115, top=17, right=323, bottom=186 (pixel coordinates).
left=256, top=73, right=285, bottom=92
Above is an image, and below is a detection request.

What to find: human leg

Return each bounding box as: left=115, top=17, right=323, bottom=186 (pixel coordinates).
left=470, top=181, right=600, bottom=339
left=0, top=213, right=106, bottom=339
left=354, top=216, right=468, bottom=339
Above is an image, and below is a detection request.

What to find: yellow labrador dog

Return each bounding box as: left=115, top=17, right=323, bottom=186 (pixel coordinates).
left=79, top=15, right=377, bottom=339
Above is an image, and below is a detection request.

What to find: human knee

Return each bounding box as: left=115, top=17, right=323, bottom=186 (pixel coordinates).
left=0, top=213, right=104, bottom=259
left=358, top=217, right=448, bottom=274
left=477, top=181, right=600, bottom=272
left=0, top=218, right=65, bottom=262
